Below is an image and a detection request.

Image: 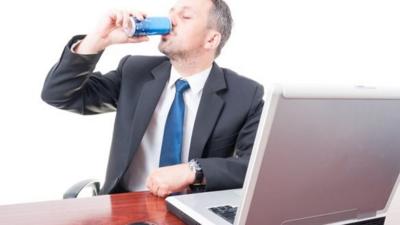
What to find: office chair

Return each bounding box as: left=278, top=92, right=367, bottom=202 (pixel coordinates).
left=63, top=179, right=100, bottom=199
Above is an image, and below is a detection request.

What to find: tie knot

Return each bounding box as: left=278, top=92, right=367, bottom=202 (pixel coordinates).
left=175, top=79, right=190, bottom=94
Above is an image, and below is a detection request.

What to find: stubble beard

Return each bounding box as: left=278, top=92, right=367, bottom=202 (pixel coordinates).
left=158, top=40, right=189, bottom=61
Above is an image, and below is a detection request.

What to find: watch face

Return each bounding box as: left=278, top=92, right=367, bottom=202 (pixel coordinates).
left=189, top=160, right=201, bottom=171
left=189, top=160, right=203, bottom=184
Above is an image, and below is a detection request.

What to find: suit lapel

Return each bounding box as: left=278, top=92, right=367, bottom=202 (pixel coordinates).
left=189, top=63, right=227, bottom=160
left=124, top=60, right=171, bottom=169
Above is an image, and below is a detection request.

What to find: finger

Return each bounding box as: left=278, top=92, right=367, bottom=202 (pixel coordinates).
left=151, top=179, right=158, bottom=194
left=146, top=175, right=157, bottom=195
left=127, top=36, right=149, bottom=43
left=151, top=186, right=159, bottom=196
left=145, top=177, right=152, bottom=190
left=147, top=177, right=156, bottom=195
left=107, top=10, right=117, bottom=20
left=136, top=11, right=147, bottom=20
left=115, top=11, right=123, bottom=27
left=157, top=187, right=168, bottom=198
left=158, top=191, right=167, bottom=198
left=146, top=180, right=152, bottom=191
left=122, top=11, right=131, bottom=30
left=128, top=10, right=147, bottom=21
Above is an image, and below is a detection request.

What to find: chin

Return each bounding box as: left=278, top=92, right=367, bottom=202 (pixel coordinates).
left=158, top=45, right=170, bottom=57
left=159, top=42, right=175, bottom=56
left=158, top=43, right=166, bottom=52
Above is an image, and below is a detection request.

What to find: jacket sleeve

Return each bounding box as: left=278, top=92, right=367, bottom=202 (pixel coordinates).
left=197, top=84, right=264, bottom=191
left=41, top=35, right=128, bottom=115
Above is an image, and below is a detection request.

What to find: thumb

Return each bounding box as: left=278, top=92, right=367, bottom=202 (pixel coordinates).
left=127, top=36, right=150, bottom=43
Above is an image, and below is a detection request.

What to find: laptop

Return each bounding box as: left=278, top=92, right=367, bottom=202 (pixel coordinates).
left=166, top=84, right=400, bottom=225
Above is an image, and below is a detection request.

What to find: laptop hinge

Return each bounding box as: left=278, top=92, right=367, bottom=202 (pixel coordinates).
left=357, top=211, right=377, bottom=220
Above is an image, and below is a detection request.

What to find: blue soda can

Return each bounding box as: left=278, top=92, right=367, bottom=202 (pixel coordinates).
left=129, top=17, right=171, bottom=36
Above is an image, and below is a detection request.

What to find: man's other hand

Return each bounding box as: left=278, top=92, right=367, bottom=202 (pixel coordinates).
left=146, top=163, right=195, bottom=198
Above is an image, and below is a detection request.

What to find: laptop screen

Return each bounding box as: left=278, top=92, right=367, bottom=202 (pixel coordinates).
left=237, top=85, right=400, bottom=225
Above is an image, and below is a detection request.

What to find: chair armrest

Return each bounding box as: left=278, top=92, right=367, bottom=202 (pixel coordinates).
left=63, top=179, right=100, bottom=199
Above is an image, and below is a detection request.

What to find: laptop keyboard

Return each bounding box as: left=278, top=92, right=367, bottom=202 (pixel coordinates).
left=209, top=205, right=237, bottom=224
left=208, top=205, right=385, bottom=225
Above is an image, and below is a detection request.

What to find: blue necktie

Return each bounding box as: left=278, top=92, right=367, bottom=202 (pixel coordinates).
left=159, top=79, right=190, bottom=167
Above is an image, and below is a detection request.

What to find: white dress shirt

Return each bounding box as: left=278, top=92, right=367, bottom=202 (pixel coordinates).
left=121, top=65, right=212, bottom=191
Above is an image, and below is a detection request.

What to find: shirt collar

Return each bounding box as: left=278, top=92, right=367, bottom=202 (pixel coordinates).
left=168, top=65, right=212, bottom=95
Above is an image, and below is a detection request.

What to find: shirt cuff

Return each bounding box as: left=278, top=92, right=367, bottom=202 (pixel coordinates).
left=70, top=39, right=82, bottom=53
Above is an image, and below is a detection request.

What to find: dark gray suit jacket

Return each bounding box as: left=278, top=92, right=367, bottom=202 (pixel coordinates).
left=41, top=35, right=264, bottom=194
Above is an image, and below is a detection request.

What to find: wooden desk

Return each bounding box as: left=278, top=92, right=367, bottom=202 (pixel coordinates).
left=0, top=190, right=399, bottom=225
left=0, top=192, right=184, bottom=225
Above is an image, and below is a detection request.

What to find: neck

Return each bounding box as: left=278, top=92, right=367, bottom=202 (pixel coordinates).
left=170, top=55, right=214, bottom=77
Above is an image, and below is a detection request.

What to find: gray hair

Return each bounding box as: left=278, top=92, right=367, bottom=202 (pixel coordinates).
left=208, top=0, right=233, bottom=57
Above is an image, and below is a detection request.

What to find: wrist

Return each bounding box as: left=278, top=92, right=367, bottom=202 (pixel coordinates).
left=186, top=163, right=196, bottom=185
left=188, top=159, right=206, bottom=192
left=188, top=159, right=204, bottom=185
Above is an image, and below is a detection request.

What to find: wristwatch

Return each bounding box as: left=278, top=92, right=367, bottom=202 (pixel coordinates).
left=188, top=159, right=204, bottom=185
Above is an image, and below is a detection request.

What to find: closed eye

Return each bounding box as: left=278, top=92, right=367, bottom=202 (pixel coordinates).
left=181, top=13, right=192, bottom=19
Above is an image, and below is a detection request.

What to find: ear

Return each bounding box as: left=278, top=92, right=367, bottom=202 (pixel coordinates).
left=204, top=31, right=221, bottom=51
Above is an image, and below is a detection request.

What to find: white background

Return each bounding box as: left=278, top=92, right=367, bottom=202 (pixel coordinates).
left=0, top=0, right=399, bottom=221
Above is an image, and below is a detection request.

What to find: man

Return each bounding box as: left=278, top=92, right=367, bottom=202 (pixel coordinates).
left=41, top=0, right=264, bottom=198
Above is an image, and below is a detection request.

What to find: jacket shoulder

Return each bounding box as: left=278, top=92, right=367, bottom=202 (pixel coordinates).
left=120, top=55, right=169, bottom=73
left=221, top=67, right=263, bottom=91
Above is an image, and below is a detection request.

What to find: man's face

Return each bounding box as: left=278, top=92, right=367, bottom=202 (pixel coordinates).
left=158, top=0, right=214, bottom=59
